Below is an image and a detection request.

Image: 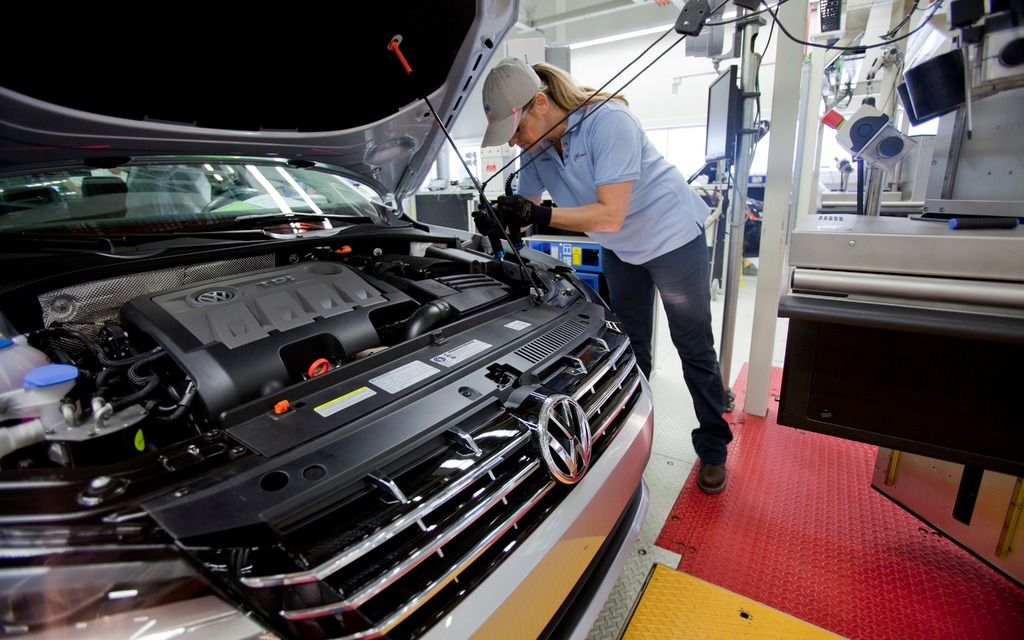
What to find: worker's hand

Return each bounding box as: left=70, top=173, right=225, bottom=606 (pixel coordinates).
left=472, top=207, right=501, bottom=237
left=494, top=195, right=552, bottom=229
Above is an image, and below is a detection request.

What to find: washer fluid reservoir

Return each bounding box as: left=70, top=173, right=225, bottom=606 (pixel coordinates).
left=0, top=336, right=50, bottom=394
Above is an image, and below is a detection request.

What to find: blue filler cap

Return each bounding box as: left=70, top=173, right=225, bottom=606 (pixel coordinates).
left=0, top=337, right=13, bottom=349
left=24, top=364, right=79, bottom=388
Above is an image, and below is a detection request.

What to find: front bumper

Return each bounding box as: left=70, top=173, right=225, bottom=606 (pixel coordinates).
left=421, top=376, right=654, bottom=640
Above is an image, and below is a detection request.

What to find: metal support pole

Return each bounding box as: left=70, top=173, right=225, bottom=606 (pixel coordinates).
left=718, top=11, right=761, bottom=409
left=863, top=165, right=886, bottom=216
left=789, top=60, right=813, bottom=232
left=709, top=159, right=729, bottom=301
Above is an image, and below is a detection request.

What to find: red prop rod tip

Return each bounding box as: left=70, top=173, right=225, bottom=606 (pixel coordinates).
left=388, top=36, right=412, bottom=74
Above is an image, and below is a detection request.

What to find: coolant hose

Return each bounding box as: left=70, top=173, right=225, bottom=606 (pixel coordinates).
left=36, top=328, right=162, bottom=369
left=155, top=381, right=197, bottom=423
left=127, top=351, right=167, bottom=385
left=111, top=375, right=160, bottom=411
left=402, top=300, right=455, bottom=341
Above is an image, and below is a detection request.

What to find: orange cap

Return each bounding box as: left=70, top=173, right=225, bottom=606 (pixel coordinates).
left=308, top=358, right=331, bottom=377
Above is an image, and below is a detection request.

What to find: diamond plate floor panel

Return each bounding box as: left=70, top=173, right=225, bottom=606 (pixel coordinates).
left=623, top=564, right=842, bottom=639
left=587, top=552, right=681, bottom=640
left=588, top=297, right=751, bottom=639
left=655, top=365, right=1024, bottom=640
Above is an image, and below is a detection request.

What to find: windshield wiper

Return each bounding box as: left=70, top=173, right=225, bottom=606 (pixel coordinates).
left=0, top=211, right=412, bottom=253
left=232, top=211, right=372, bottom=225
left=227, top=211, right=414, bottom=237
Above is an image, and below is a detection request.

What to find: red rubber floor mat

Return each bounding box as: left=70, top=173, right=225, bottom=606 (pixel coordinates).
left=655, top=365, right=1024, bottom=640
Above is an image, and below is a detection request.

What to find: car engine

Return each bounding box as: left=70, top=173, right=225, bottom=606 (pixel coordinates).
left=0, top=240, right=538, bottom=470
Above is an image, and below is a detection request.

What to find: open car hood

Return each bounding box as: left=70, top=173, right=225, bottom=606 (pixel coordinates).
left=0, top=2, right=515, bottom=202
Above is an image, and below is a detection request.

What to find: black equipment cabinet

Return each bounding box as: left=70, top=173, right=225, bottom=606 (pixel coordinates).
left=777, top=294, right=1024, bottom=477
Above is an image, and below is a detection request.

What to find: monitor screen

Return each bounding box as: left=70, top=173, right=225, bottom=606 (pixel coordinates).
left=705, top=66, right=738, bottom=163
left=898, top=49, right=966, bottom=126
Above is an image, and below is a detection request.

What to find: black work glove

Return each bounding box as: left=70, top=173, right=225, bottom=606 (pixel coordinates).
left=494, top=195, right=552, bottom=230
left=472, top=207, right=501, bottom=237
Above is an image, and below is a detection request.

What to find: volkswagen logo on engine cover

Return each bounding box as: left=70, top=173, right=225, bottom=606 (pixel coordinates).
left=195, top=289, right=235, bottom=304
left=536, top=394, right=592, bottom=484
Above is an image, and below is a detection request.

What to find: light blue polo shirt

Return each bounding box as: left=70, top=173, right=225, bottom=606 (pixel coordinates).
left=516, top=101, right=709, bottom=265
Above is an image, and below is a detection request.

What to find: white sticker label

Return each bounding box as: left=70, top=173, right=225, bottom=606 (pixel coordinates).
left=315, top=386, right=377, bottom=417
left=370, top=361, right=439, bottom=393
left=504, top=320, right=531, bottom=331
left=430, top=339, right=492, bottom=367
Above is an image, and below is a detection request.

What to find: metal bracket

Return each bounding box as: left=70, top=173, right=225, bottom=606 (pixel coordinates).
left=675, top=0, right=711, bottom=37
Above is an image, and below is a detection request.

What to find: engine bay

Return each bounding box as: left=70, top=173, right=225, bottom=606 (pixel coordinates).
left=0, top=237, right=566, bottom=471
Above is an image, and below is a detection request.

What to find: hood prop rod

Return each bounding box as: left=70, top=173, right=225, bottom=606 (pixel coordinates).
left=387, top=36, right=543, bottom=301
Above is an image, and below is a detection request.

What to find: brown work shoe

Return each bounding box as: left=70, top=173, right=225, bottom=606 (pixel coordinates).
left=696, top=462, right=727, bottom=494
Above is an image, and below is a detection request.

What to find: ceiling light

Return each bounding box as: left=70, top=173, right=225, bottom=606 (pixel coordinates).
left=569, top=24, right=674, bottom=50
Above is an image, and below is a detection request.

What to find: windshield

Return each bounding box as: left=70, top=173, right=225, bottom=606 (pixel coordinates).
left=0, top=161, right=386, bottom=234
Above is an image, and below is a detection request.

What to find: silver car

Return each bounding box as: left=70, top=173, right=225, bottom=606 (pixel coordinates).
left=0, top=3, right=653, bottom=638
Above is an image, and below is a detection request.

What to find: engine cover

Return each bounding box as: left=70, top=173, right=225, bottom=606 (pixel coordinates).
left=121, top=262, right=415, bottom=420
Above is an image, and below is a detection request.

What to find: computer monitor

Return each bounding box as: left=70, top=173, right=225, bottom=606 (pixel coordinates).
left=898, top=49, right=966, bottom=126
left=704, top=66, right=739, bottom=163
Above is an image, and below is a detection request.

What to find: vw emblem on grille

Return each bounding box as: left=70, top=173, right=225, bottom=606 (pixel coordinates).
left=195, top=289, right=235, bottom=304
left=535, top=394, right=592, bottom=484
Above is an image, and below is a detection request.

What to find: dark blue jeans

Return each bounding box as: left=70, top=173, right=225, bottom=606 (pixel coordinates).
left=602, top=235, right=733, bottom=464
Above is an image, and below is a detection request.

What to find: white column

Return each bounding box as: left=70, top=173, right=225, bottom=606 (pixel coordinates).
left=794, top=54, right=826, bottom=225
left=742, top=0, right=808, bottom=416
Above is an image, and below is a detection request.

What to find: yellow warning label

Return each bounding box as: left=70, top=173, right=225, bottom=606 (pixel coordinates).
left=572, top=246, right=582, bottom=265
left=315, top=386, right=376, bottom=418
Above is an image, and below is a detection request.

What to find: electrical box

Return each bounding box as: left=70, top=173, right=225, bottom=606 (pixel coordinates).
left=479, top=147, right=516, bottom=198
left=412, top=191, right=477, bottom=231
left=526, top=238, right=603, bottom=273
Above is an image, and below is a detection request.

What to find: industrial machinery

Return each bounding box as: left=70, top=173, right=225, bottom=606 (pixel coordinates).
left=778, top=2, right=1024, bottom=584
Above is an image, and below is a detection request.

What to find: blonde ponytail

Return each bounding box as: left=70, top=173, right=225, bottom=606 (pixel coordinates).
left=532, top=62, right=628, bottom=110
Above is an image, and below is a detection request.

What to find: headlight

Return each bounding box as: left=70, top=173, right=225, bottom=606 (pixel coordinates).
left=0, top=529, right=268, bottom=639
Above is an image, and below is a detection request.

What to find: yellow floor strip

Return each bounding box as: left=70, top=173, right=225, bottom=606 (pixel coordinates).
left=623, top=564, right=845, bottom=639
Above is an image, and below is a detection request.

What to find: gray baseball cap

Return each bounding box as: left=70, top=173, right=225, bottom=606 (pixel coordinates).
left=481, top=58, right=541, bottom=147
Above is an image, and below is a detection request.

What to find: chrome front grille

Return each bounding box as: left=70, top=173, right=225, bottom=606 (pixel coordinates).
left=205, top=328, right=642, bottom=640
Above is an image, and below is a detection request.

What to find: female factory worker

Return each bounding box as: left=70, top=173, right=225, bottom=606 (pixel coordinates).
left=477, top=57, right=733, bottom=494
